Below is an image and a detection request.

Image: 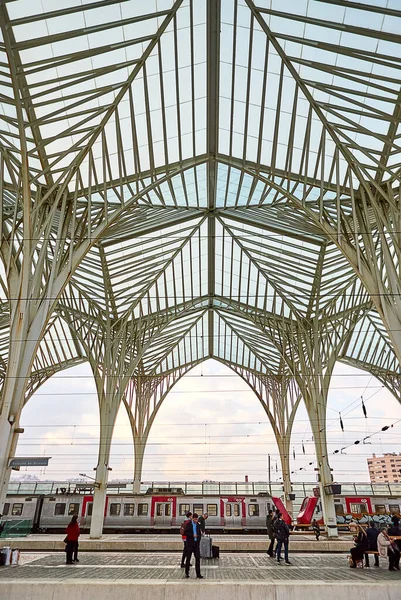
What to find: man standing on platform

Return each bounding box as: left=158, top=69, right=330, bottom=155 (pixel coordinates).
left=198, top=512, right=208, bottom=535
left=184, top=513, right=203, bottom=578
left=266, top=509, right=275, bottom=556
left=180, top=511, right=192, bottom=568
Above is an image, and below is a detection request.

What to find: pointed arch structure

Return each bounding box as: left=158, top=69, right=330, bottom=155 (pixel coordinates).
left=1, top=0, right=401, bottom=537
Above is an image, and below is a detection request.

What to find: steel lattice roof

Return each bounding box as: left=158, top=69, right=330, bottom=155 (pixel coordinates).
left=1, top=0, right=401, bottom=404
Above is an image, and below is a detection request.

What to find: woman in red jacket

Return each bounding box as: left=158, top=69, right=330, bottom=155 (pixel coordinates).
left=65, top=514, right=80, bottom=564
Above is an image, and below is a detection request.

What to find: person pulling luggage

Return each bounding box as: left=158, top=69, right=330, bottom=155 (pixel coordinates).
left=183, top=513, right=203, bottom=578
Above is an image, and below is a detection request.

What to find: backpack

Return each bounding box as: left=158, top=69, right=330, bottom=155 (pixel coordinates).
left=180, top=520, right=187, bottom=536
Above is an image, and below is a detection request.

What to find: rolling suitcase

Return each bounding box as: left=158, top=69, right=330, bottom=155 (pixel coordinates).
left=200, top=535, right=213, bottom=558
left=212, top=545, right=219, bottom=558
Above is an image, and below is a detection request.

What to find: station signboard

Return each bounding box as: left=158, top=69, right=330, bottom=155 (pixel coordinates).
left=9, top=457, right=51, bottom=467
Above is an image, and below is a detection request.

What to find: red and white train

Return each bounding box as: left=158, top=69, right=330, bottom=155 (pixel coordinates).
left=2, top=485, right=401, bottom=533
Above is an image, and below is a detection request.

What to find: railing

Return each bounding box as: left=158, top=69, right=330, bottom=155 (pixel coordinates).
left=6, top=480, right=401, bottom=497
left=0, top=519, right=32, bottom=538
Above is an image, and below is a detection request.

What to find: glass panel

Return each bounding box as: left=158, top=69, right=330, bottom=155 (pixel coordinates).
left=350, top=503, right=367, bottom=514
left=372, top=484, right=391, bottom=494
left=226, top=504, right=232, bottom=517
left=237, top=483, right=251, bottom=494
left=389, top=505, right=400, bottom=514
left=7, top=483, right=20, bottom=494
left=124, top=504, right=135, bottom=516
left=156, top=504, right=163, bottom=517
left=68, top=503, right=80, bottom=515
left=389, top=484, right=401, bottom=495
left=165, top=504, right=171, bottom=516
left=109, top=504, right=121, bottom=516
left=2, top=503, right=10, bottom=516
left=220, top=483, right=236, bottom=494
left=179, top=504, right=190, bottom=516
left=203, top=482, right=219, bottom=494
left=340, top=485, right=357, bottom=494
left=233, top=504, right=240, bottom=517
left=354, top=484, right=373, bottom=495
left=12, top=503, right=23, bottom=516
left=17, top=484, right=36, bottom=494
left=36, top=484, right=54, bottom=494
left=253, top=483, right=269, bottom=493
left=54, top=503, right=66, bottom=516
left=87, top=503, right=93, bottom=517
left=335, top=504, right=344, bottom=515
left=375, top=505, right=386, bottom=514
left=138, top=504, right=148, bottom=516
left=193, top=504, right=203, bottom=515
left=185, top=483, right=202, bottom=494
left=207, top=504, right=217, bottom=516
left=248, top=504, right=259, bottom=516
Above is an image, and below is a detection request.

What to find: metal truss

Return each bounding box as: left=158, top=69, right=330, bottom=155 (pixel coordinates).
left=1, top=1, right=401, bottom=534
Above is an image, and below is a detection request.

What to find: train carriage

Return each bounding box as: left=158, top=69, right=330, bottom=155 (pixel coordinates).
left=3, top=481, right=401, bottom=533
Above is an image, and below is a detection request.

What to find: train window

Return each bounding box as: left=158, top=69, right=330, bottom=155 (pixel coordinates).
left=87, top=504, right=93, bottom=516
left=2, top=503, right=10, bottom=516
left=68, top=503, right=80, bottom=516
left=54, top=503, right=66, bottom=516
left=233, top=504, right=240, bottom=517
left=193, top=504, right=203, bottom=515
left=110, top=504, right=121, bottom=516
left=165, top=504, right=171, bottom=516
left=248, top=504, right=259, bottom=516
left=334, top=504, right=344, bottom=515
left=350, top=503, right=367, bottom=514
left=138, top=504, right=148, bottom=516
left=124, top=504, right=135, bottom=516
left=389, top=505, right=400, bottom=514
left=375, top=504, right=386, bottom=515
left=207, top=504, right=217, bottom=516
left=179, top=504, right=190, bottom=516
left=12, top=503, right=23, bottom=516
left=226, top=504, right=232, bottom=517
left=266, top=503, right=271, bottom=513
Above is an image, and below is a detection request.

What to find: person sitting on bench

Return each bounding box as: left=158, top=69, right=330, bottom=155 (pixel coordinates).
left=350, top=523, right=368, bottom=568
left=365, top=521, right=379, bottom=567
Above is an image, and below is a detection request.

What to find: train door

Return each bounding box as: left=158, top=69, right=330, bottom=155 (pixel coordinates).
left=155, top=502, right=172, bottom=525
left=151, top=496, right=177, bottom=526
left=224, top=502, right=242, bottom=527
left=81, top=495, right=108, bottom=527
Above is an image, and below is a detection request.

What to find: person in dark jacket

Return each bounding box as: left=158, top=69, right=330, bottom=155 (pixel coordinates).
left=273, top=513, right=291, bottom=565
left=65, top=514, right=80, bottom=564
left=180, top=511, right=192, bottom=568
left=387, top=516, right=401, bottom=570
left=365, top=521, right=380, bottom=567
left=312, top=519, right=320, bottom=541
left=198, top=513, right=208, bottom=534
left=183, top=513, right=203, bottom=578
left=350, top=524, right=368, bottom=568
left=266, top=509, right=275, bottom=556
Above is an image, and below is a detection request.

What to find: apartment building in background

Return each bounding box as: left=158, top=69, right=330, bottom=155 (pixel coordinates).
left=368, top=453, right=401, bottom=483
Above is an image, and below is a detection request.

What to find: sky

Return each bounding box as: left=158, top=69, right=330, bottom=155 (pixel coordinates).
left=11, top=357, right=401, bottom=486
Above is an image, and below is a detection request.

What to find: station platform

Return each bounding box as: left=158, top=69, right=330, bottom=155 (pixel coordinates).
left=0, top=552, right=400, bottom=600
left=0, top=533, right=353, bottom=553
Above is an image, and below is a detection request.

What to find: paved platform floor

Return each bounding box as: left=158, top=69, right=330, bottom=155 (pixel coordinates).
left=0, top=552, right=400, bottom=582
left=0, top=533, right=353, bottom=553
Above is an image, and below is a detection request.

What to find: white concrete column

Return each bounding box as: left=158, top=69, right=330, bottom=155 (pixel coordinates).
left=0, top=414, right=14, bottom=514
left=89, top=401, right=118, bottom=539
left=277, top=440, right=293, bottom=515
left=133, top=439, right=147, bottom=494
left=90, top=460, right=109, bottom=538
left=311, top=424, right=338, bottom=538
